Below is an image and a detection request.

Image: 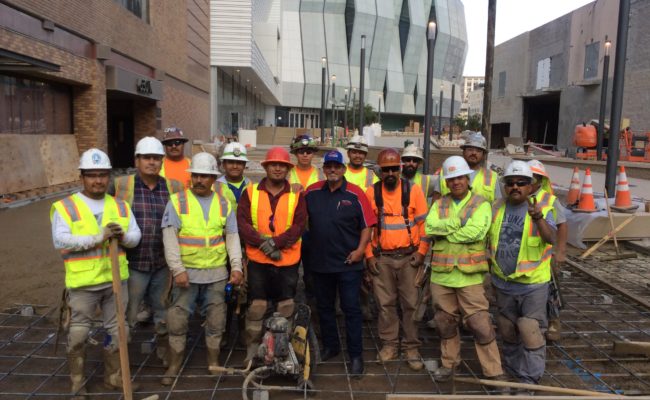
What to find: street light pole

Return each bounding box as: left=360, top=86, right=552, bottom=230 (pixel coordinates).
left=423, top=21, right=437, bottom=173
left=449, top=79, right=455, bottom=141
left=352, top=88, right=356, bottom=131
left=597, top=38, right=611, bottom=162
left=320, top=57, right=327, bottom=143
left=344, top=89, right=348, bottom=133
left=378, top=94, right=382, bottom=125
left=437, top=84, right=443, bottom=138
left=359, top=35, right=366, bottom=136
left=331, top=74, right=336, bottom=140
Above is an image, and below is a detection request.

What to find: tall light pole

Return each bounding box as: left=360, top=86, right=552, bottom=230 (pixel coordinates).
left=344, top=88, right=349, bottom=133
left=320, top=57, right=327, bottom=143
left=437, top=84, right=443, bottom=138
left=378, top=93, right=382, bottom=125
left=358, top=35, right=366, bottom=136
left=331, top=74, right=336, bottom=139
left=352, top=87, right=356, bottom=131
left=449, top=76, right=456, bottom=141
left=597, top=38, right=611, bottom=161
left=423, top=21, right=437, bottom=173
left=482, top=0, right=496, bottom=149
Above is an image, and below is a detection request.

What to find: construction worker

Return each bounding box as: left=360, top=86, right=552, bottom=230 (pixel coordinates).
left=365, top=148, right=430, bottom=371
left=288, top=134, right=323, bottom=192
left=304, top=150, right=376, bottom=377
left=111, top=137, right=183, bottom=366
left=344, top=134, right=379, bottom=191
left=160, top=152, right=243, bottom=385
left=425, top=156, right=504, bottom=382
left=401, top=143, right=437, bottom=203
left=215, top=141, right=253, bottom=209
left=160, top=126, right=191, bottom=188
left=434, top=132, right=499, bottom=203
left=489, top=160, right=557, bottom=389
left=50, top=148, right=142, bottom=396
left=528, top=159, right=567, bottom=342
left=236, top=146, right=307, bottom=364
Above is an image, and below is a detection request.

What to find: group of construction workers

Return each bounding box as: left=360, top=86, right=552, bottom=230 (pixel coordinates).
left=51, top=126, right=565, bottom=397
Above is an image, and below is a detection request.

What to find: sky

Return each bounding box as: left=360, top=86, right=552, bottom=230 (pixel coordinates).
left=461, top=0, right=595, bottom=76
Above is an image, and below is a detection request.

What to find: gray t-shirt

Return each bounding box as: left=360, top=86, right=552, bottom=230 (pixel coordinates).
left=162, top=192, right=237, bottom=283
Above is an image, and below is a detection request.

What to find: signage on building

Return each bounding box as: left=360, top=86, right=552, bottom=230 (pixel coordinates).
left=136, top=79, right=153, bottom=95
left=105, top=66, right=162, bottom=100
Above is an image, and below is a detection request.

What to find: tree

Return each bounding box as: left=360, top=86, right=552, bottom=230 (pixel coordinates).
left=344, top=102, right=378, bottom=127
left=453, top=115, right=467, bottom=131
left=467, top=114, right=482, bottom=131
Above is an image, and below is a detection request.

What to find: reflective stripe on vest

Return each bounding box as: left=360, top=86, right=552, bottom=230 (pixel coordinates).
left=289, top=167, right=323, bottom=189
left=50, top=194, right=130, bottom=289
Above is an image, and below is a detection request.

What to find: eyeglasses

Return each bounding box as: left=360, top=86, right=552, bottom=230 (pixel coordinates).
left=297, top=149, right=314, bottom=155
left=381, top=166, right=400, bottom=173
left=504, top=180, right=530, bottom=188
left=402, top=157, right=420, bottom=163
left=164, top=140, right=184, bottom=147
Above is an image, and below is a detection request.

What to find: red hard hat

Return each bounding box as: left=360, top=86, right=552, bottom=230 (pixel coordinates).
left=261, top=146, right=294, bottom=168
left=377, top=148, right=401, bottom=167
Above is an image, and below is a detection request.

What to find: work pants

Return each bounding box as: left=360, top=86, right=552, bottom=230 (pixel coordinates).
left=312, top=270, right=363, bottom=358
left=372, top=255, right=420, bottom=350
left=167, top=280, right=227, bottom=341
left=247, top=261, right=299, bottom=301
left=127, top=267, right=170, bottom=334
left=430, top=283, right=503, bottom=377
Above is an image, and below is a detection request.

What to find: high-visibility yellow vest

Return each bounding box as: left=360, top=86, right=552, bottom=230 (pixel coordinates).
left=430, top=193, right=489, bottom=274
left=345, top=166, right=378, bottom=191
left=171, top=190, right=230, bottom=269
left=410, top=171, right=434, bottom=198
left=440, top=167, right=498, bottom=203
left=50, top=194, right=130, bottom=289
left=489, top=193, right=555, bottom=284
left=113, top=175, right=183, bottom=204
left=288, top=166, right=323, bottom=190
left=213, top=178, right=252, bottom=213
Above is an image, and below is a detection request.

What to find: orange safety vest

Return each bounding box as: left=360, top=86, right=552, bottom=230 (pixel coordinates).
left=245, top=184, right=301, bottom=266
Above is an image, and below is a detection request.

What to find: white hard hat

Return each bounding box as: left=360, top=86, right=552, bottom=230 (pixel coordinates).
left=346, top=134, right=368, bottom=152
left=527, top=159, right=548, bottom=178
left=221, top=142, right=249, bottom=162
left=79, top=148, right=112, bottom=170
left=135, top=136, right=165, bottom=156
left=187, top=152, right=220, bottom=175
left=401, top=144, right=423, bottom=160
left=442, top=156, right=473, bottom=179
left=504, top=160, right=533, bottom=179
left=460, top=132, right=487, bottom=151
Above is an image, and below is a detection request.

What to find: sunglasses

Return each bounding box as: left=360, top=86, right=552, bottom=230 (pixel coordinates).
left=504, top=180, right=530, bottom=188
left=165, top=140, right=184, bottom=147
left=381, top=166, right=400, bottom=173
left=402, top=157, right=420, bottom=163
left=297, top=149, right=314, bottom=155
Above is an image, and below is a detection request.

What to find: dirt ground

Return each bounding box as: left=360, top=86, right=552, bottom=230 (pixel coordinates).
left=0, top=197, right=65, bottom=309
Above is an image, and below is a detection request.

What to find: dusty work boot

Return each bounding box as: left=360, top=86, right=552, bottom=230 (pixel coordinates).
left=404, top=349, right=424, bottom=371
left=205, top=335, right=222, bottom=375
left=546, top=318, right=562, bottom=342
left=68, top=347, right=87, bottom=399
left=433, top=365, right=459, bottom=382
left=161, top=336, right=185, bottom=386
left=485, top=373, right=512, bottom=395
left=376, top=346, right=398, bottom=364
left=103, top=349, right=140, bottom=391
left=155, top=333, right=169, bottom=367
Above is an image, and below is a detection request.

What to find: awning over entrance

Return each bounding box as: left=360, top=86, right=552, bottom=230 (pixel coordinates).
left=0, top=49, right=61, bottom=72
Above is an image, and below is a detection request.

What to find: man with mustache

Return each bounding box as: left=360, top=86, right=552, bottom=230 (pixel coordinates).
left=401, top=144, right=437, bottom=204
left=236, top=146, right=307, bottom=364
left=344, top=134, right=378, bottom=191
left=489, top=160, right=557, bottom=392
left=365, top=148, right=429, bottom=371
left=160, top=126, right=192, bottom=189
left=160, top=152, right=243, bottom=384
left=433, top=132, right=499, bottom=203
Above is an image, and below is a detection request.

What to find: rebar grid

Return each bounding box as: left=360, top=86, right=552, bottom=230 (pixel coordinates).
left=0, top=252, right=649, bottom=398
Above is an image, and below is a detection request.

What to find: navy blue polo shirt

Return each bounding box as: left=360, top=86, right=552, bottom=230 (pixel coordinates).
left=304, top=178, right=376, bottom=273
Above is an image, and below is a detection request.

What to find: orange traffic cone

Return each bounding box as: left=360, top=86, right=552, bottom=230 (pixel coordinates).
left=575, top=168, right=597, bottom=212
left=611, top=165, right=639, bottom=212
left=566, top=167, right=581, bottom=206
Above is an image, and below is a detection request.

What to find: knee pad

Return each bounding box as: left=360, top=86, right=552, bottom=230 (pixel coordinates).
left=205, top=303, right=227, bottom=336
left=166, top=306, right=189, bottom=336
left=277, top=299, right=295, bottom=318
left=67, top=325, right=89, bottom=351
left=517, top=317, right=545, bottom=350
left=433, top=310, right=459, bottom=339
left=496, top=314, right=518, bottom=344
left=247, top=300, right=267, bottom=321
left=465, top=311, right=496, bottom=345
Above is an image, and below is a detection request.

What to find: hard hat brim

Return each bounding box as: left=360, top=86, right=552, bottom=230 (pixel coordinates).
left=187, top=168, right=220, bottom=176
left=162, top=137, right=189, bottom=143
left=460, top=144, right=487, bottom=151
left=261, top=159, right=294, bottom=168
left=290, top=146, right=319, bottom=154
left=444, top=169, right=473, bottom=180
left=221, top=155, right=250, bottom=162
left=401, top=154, right=423, bottom=160
left=346, top=145, right=368, bottom=152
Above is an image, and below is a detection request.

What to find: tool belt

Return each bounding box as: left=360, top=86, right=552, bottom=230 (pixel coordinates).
left=374, top=246, right=417, bottom=258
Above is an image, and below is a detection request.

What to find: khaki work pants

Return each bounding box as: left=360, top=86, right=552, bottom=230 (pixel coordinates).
left=431, top=282, right=503, bottom=377
left=372, top=255, right=420, bottom=350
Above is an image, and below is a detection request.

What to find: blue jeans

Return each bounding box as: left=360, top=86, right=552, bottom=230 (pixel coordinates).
left=127, top=267, right=170, bottom=334
left=312, top=270, right=363, bottom=358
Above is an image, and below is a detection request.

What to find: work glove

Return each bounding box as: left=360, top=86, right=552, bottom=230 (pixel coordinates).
left=106, top=222, right=124, bottom=239
left=259, top=238, right=277, bottom=256
left=268, top=248, right=282, bottom=261
left=367, top=257, right=380, bottom=276
left=409, top=252, right=425, bottom=268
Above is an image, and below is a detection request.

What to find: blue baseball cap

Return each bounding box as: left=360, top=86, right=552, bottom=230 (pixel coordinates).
left=323, top=150, right=344, bottom=165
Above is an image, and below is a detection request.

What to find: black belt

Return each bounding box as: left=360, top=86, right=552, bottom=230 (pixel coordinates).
left=375, top=246, right=416, bottom=258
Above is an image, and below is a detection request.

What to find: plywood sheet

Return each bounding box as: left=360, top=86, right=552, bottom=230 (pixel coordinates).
left=0, top=134, right=48, bottom=194
left=40, top=135, right=79, bottom=185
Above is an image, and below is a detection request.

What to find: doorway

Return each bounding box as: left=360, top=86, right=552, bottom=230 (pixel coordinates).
left=107, top=98, right=134, bottom=169
left=522, top=93, right=560, bottom=145
left=491, top=123, right=510, bottom=149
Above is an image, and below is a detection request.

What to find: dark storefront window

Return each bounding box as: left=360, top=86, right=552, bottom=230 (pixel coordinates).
left=0, top=75, right=72, bottom=135
left=113, top=0, right=149, bottom=22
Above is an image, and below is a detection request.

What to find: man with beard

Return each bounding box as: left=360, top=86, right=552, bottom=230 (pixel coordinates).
left=365, top=148, right=429, bottom=371
left=401, top=144, right=437, bottom=204
left=433, top=132, right=499, bottom=203
left=344, top=134, right=378, bottom=191
left=489, top=160, right=556, bottom=392
left=236, top=147, right=307, bottom=364
left=288, top=135, right=323, bottom=192
left=304, top=150, right=376, bottom=377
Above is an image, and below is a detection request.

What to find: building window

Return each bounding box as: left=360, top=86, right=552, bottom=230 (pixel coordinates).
left=498, top=71, right=506, bottom=97
left=584, top=42, right=599, bottom=80
left=399, top=0, right=410, bottom=62
left=0, top=75, right=72, bottom=135
left=113, top=0, right=149, bottom=22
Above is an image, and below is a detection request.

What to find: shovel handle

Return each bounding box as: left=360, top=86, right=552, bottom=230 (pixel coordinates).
left=110, top=238, right=133, bottom=400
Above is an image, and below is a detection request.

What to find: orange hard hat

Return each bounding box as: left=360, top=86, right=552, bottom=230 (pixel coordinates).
left=377, top=148, right=401, bottom=167
left=261, top=146, right=294, bottom=168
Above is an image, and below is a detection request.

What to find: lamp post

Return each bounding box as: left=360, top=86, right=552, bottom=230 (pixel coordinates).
left=352, top=88, right=356, bottom=131
left=331, top=74, right=336, bottom=139
left=597, top=38, right=611, bottom=161
left=358, top=35, right=366, bottom=136
left=320, top=57, right=327, bottom=143
left=423, top=21, right=437, bottom=173
left=449, top=76, right=456, bottom=141
left=344, top=88, right=349, bottom=133
left=437, top=84, right=443, bottom=138
left=378, top=93, right=382, bottom=125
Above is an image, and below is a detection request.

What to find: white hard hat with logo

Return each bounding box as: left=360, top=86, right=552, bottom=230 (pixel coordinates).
left=503, top=160, right=533, bottom=179
left=460, top=132, right=487, bottom=151
left=79, top=148, right=112, bottom=170
left=187, top=152, right=220, bottom=175
left=346, top=134, right=369, bottom=152
left=221, top=142, right=249, bottom=162
left=527, top=159, right=548, bottom=177
left=135, top=137, right=165, bottom=156
left=442, top=156, right=473, bottom=179
left=401, top=144, right=423, bottom=160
